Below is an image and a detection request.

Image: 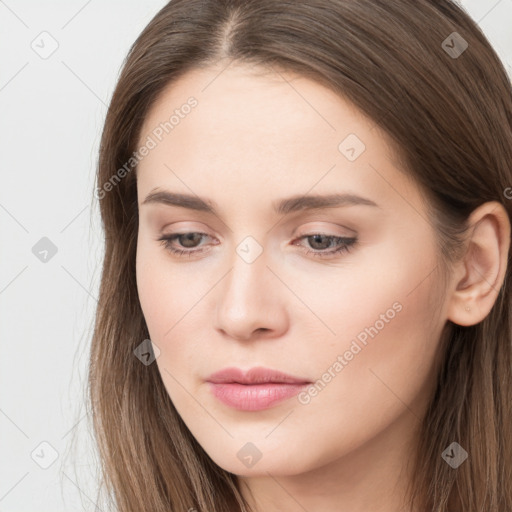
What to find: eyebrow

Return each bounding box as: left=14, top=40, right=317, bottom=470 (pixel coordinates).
left=141, top=190, right=381, bottom=215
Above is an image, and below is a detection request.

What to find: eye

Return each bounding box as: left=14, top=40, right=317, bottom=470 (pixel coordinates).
left=157, top=232, right=357, bottom=259
left=157, top=232, right=213, bottom=257
left=292, top=233, right=357, bottom=259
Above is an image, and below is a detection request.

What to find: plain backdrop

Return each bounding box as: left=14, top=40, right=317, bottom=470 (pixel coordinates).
left=1, top=1, right=511, bottom=511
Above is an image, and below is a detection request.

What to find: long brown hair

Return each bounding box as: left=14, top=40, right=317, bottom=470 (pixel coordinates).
left=84, top=1, right=512, bottom=510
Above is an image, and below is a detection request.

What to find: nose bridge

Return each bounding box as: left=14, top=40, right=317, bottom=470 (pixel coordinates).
left=222, top=236, right=269, bottom=310
left=214, top=234, right=287, bottom=339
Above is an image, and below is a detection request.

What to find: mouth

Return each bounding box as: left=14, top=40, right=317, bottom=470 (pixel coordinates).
left=206, top=366, right=312, bottom=411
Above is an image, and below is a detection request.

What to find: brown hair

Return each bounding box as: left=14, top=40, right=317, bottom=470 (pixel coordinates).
left=84, top=1, right=512, bottom=510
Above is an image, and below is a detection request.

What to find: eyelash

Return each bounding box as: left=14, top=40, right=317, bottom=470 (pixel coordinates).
left=157, top=232, right=357, bottom=259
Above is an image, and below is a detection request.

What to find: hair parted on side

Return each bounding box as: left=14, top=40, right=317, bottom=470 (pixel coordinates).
left=84, top=1, right=512, bottom=511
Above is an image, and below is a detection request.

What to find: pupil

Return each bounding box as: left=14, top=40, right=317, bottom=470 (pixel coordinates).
left=180, top=233, right=201, bottom=248
left=309, top=234, right=330, bottom=250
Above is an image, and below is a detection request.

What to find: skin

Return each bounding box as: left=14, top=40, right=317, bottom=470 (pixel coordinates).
left=135, top=61, right=510, bottom=512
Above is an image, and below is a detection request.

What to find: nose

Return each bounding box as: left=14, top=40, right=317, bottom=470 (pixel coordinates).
left=214, top=246, right=289, bottom=342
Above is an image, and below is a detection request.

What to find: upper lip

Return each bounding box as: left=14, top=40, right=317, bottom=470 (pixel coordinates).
left=206, top=366, right=311, bottom=385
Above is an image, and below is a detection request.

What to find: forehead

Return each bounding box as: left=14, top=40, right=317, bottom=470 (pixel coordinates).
left=140, top=62, right=376, bottom=150
left=136, top=63, right=422, bottom=216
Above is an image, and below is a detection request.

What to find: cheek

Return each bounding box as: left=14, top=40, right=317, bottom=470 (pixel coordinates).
left=136, top=239, right=192, bottom=334
left=136, top=244, right=165, bottom=334
left=297, top=241, right=443, bottom=432
left=136, top=240, right=183, bottom=344
left=135, top=239, right=209, bottom=377
left=336, top=241, right=441, bottom=379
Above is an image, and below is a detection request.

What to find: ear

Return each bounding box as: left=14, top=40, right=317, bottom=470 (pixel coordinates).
left=447, top=201, right=511, bottom=326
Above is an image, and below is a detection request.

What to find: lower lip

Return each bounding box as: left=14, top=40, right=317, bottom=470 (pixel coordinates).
left=207, top=382, right=309, bottom=411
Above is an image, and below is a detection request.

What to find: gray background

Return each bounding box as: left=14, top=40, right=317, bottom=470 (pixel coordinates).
left=1, top=1, right=511, bottom=510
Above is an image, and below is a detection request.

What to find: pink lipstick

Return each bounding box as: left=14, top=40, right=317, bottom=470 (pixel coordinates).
left=206, top=366, right=311, bottom=411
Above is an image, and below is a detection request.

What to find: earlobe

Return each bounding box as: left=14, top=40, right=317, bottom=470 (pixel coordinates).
left=446, top=201, right=511, bottom=327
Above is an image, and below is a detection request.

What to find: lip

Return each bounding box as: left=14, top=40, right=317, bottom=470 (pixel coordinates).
left=206, top=366, right=311, bottom=411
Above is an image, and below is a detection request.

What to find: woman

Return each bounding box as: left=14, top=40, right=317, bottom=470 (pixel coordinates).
left=87, top=1, right=512, bottom=510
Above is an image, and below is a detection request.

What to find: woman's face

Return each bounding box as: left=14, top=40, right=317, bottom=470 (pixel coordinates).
left=135, top=62, right=450, bottom=479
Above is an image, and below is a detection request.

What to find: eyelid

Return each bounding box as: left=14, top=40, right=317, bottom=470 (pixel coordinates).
left=292, top=221, right=357, bottom=238
left=159, top=222, right=220, bottom=241
left=158, top=221, right=357, bottom=244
